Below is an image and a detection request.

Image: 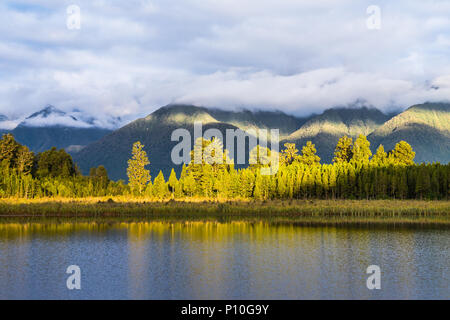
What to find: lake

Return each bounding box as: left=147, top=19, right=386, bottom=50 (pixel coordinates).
left=0, top=221, right=448, bottom=299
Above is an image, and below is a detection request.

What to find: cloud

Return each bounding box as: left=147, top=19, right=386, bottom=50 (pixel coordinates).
left=0, top=0, right=450, bottom=124
left=173, top=68, right=450, bottom=115
left=20, top=113, right=94, bottom=128
left=0, top=119, right=21, bottom=130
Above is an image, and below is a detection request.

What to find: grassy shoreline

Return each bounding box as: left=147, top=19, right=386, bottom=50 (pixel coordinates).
left=0, top=198, right=449, bottom=227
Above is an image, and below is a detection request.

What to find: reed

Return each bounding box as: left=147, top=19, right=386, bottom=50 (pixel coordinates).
left=0, top=198, right=449, bottom=227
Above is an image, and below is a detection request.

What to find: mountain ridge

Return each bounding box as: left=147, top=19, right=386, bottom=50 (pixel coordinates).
left=283, top=106, right=395, bottom=163
left=73, top=104, right=306, bottom=180
left=73, top=104, right=403, bottom=181
left=3, top=102, right=449, bottom=180
left=368, top=102, right=450, bottom=163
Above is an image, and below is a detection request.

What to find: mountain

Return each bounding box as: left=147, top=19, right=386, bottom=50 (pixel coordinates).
left=73, top=103, right=450, bottom=181
left=284, top=107, right=395, bottom=163
left=11, top=105, right=113, bottom=153
left=368, top=103, right=450, bottom=164
left=73, top=104, right=308, bottom=181
left=206, top=107, right=306, bottom=138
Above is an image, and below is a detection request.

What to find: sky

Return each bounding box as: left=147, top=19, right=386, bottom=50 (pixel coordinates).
left=1, top=0, right=450, bottom=128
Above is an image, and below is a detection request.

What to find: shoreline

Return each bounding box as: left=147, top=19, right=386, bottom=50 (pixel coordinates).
left=0, top=198, right=449, bottom=227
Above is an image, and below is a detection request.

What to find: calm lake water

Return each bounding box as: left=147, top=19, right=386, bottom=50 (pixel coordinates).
left=0, top=221, right=448, bottom=299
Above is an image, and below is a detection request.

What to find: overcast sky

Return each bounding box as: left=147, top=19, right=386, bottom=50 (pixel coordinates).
left=1, top=0, right=450, bottom=125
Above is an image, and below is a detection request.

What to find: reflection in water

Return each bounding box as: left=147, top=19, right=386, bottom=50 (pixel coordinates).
left=0, top=222, right=448, bottom=299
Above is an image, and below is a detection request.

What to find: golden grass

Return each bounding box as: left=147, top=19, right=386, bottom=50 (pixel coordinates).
left=0, top=198, right=449, bottom=227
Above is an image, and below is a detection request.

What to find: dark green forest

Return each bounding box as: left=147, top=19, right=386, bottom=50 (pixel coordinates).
left=0, top=133, right=448, bottom=200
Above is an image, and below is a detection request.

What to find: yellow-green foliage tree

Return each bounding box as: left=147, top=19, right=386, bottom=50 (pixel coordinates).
left=371, top=145, right=388, bottom=166
left=168, top=168, right=179, bottom=198
left=389, top=141, right=416, bottom=166
left=153, top=170, right=168, bottom=199
left=333, top=136, right=353, bottom=163
left=0, top=134, right=128, bottom=199
left=127, top=141, right=151, bottom=195
left=0, top=132, right=447, bottom=201
left=16, top=145, right=34, bottom=175
left=0, top=134, right=20, bottom=167
left=351, top=134, right=372, bottom=166
left=187, top=137, right=233, bottom=197
left=280, top=143, right=299, bottom=166
left=89, top=165, right=110, bottom=196
left=298, top=141, right=320, bottom=166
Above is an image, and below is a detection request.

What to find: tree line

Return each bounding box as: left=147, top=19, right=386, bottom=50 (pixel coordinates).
left=126, top=134, right=448, bottom=200
left=0, top=132, right=448, bottom=200
left=0, top=134, right=127, bottom=198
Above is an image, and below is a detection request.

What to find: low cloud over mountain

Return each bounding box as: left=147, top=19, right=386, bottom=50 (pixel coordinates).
left=0, top=105, right=119, bottom=153
left=18, top=105, right=122, bottom=129
left=1, top=1, right=450, bottom=119
left=0, top=105, right=123, bottom=130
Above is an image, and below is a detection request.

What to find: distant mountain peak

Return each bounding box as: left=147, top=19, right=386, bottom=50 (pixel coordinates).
left=17, top=105, right=123, bottom=130
left=26, top=105, right=67, bottom=119
left=11, top=107, right=113, bottom=153
left=20, top=105, right=84, bottom=128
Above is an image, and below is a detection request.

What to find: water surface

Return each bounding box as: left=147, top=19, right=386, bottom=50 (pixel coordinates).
left=0, top=222, right=448, bottom=299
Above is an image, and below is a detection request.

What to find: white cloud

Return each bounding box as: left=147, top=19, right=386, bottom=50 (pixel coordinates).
left=20, top=113, right=93, bottom=128
left=0, top=119, right=21, bottom=130
left=0, top=0, right=449, bottom=124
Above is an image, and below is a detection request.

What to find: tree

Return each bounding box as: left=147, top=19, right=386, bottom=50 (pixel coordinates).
left=333, top=136, right=353, bottom=163
left=277, top=169, right=288, bottom=198
left=298, top=141, right=320, bottom=166
left=328, top=165, right=337, bottom=199
left=0, top=134, right=20, bottom=168
left=182, top=173, right=196, bottom=197
left=313, top=166, right=323, bottom=198
left=90, top=165, right=110, bottom=194
left=239, top=169, right=255, bottom=198
left=0, top=127, right=447, bottom=201
left=351, top=135, right=372, bottom=165
left=389, top=141, right=415, bottom=166
left=347, top=164, right=356, bottom=197
left=249, top=145, right=272, bottom=168
left=153, top=170, right=168, bottom=199
left=127, top=141, right=151, bottom=195
left=280, top=143, right=299, bottom=166
left=415, top=165, right=431, bottom=199
left=398, top=169, right=408, bottom=199
left=187, top=137, right=232, bottom=196
left=302, top=169, right=314, bottom=198
left=253, top=172, right=264, bottom=199
left=16, top=145, right=34, bottom=175
left=168, top=168, right=179, bottom=197
left=371, top=145, right=388, bottom=166
left=322, top=166, right=329, bottom=198
left=36, top=147, right=76, bottom=178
